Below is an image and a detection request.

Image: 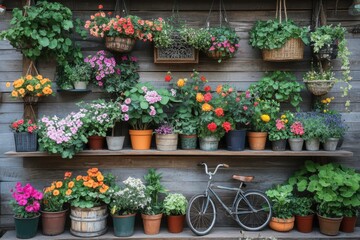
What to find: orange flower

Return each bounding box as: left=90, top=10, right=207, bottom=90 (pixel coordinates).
left=66, top=189, right=72, bottom=196
left=44, top=187, right=51, bottom=193
left=92, top=182, right=99, bottom=188
left=200, top=76, right=207, bottom=82
left=50, top=184, right=55, bottom=191
left=26, top=85, right=34, bottom=92
left=64, top=172, right=72, bottom=179
left=177, top=79, right=185, bottom=88
left=202, top=103, right=213, bottom=112
left=216, top=85, right=223, bottom=94
left=6, top=82, right=10, bottom=88
left=42, top=86, right=53, bottom=95
left=214, top=107, right=224, bottom=117
left=76, top=175, right=82, bottom=181
left=99, top=184, right=109, bottom=193
left=36, top=75, right=43, bottom=80
left=53, top=190, right=60, bottom=196
left=97, top=174, right=104, bottom=182
left=68, top=181, right=74, bottom=188
left=55, top=181, right=63, bottom=188
left=196, top=93, right=204, bottom=103
left=11, top=91, right=18, bottom=97
left=40, top=79, right=48, bottom=85
left=14, top=79, right=24, bottom=88
left=35, top=84, right=41, bottom=90
left=82, top=176, right=89, bottom=181
left=25, top=75, right=32, bottom=80
left=18, top=88, right=25, bottom=95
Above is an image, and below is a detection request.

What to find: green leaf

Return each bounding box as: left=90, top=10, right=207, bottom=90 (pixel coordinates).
left=65, top=38, right=72, bottom=46
left=48, top=39, right=58, bottom=49
left=39, top=37, right=50, bottom=47
left=140, top=101, right=149, bottom=110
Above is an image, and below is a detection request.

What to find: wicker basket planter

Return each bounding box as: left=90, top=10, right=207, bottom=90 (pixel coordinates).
left=105, top=37, right=136, bottom=53
left=303, top=80, right=336, bottom=96
left=262, top=38, right=304, bottom=62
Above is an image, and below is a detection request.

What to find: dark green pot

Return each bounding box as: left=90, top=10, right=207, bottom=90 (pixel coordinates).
left=112, top=213, right=136, bottom=237
left=180, top=134, right=197, bottom=149
left=14, top=214, right=40, bottom=239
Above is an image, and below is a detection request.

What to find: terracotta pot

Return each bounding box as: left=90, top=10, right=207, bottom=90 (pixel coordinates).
left=317, top=213, right=343, bottom=236
left=247, top=132, right=268, bottom=150
left=340, top=215, right=357, bottom=233
left=129, top=129, right=153, bottom=150
left=269, top=216, right=295, bottom=232
left=41, top=209, right=67, bottom=236
left=295, top=214, right=314, bottom=233
left=141, top=213, right=162, bottom=235
left=167, top=215, right=185, bottom=233
left=88, top=135, right=105, bottom=150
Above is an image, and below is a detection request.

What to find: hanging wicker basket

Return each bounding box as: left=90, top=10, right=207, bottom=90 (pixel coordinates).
left=262, top=38, right=304, bottom=62
left=105, top=37, right=136, bottom=53
left=303, top=80, right=336, bottom=96
left=314, top=42, right=338, bottom=60
left=206, top=50, right=229, bottom=61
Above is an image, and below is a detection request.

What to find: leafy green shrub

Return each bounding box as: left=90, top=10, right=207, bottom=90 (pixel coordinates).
left=265, top=184, right=294, bottom=219
left=163, top=193, right=188, bottom=216
left=291, top=196, right=314, bottom=216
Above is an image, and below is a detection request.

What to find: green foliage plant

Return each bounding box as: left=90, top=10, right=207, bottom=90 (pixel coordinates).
left=249, top=20, right=309, bottom=50
left=268, top=117, right=290, bottom=141
left=296, top=112, right=327, bottom=142
left=265, top=184, right=294, bottom=219
left=143, top=169, right=167, bottom=215
left=163, top=193, right=188, bottom=216
left=63, top=62, right=92, bottom=87
left=291, top=196, right=314, bottom=216
left=179, top=26, right=211, bottom=51
left=303, top=68, right=337, bottom=81
left=250, top=71, right=304, bottom=110
left=288, top=161, right=360, bottom=218
left=0, top=0, right=81, bottom=64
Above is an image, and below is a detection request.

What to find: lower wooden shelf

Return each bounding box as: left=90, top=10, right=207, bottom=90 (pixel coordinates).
left=5, top=149, right=353, bottom=158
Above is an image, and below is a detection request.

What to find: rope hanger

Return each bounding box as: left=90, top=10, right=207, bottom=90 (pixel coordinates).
left=205, top=0, right=230, bottom=29
left=275, top=0, right=288, bottom=23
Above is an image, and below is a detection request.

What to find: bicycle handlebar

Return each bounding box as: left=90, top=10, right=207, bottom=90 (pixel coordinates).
left=198, top=162, right=229, bottom=177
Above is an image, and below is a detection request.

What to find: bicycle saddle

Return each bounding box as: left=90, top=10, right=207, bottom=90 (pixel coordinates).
left=232, top=175, right=254, bottom=182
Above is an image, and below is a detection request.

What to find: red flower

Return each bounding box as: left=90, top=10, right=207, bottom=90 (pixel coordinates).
left=254, top=102, right=259, bottom=107
left=201, top=76, right=207, bottom=82
left=243, top=106, right=248, bottom=111
left=164, top=71, right=172, bottom=82
left=204, top=92, right=212, bottom=102
left=222, top=121, right=232, bottom=133
left=207, top=122, right=217, bottom=132
left=214, top=107, right=224, bottom=117
left=204, top=86, right=211, bottom=92
left=98, top=4, right=103, bottom=9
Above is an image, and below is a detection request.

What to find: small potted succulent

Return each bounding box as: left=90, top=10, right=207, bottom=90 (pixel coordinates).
left=154, top=122, right=179, bottom=151
left=163, top=193, right=188, bottom=233
left=292, top=196, right=314, bottom=233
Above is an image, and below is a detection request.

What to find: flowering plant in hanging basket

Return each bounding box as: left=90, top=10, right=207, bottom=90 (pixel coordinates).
left=303, top=69, right=336, bottom=96
left=10, top=182, right=43, bottom=218
left=6, top=74, right=53, bottom=99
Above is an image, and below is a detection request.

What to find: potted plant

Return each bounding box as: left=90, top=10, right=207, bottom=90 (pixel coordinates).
left=154, top=122, right=179, bottom=151
left=249, top=19, right=309, bottom=61
left=10, top=119, right=38, bottom=152
left=41, top=172, right=73, bottom=236
left=85, top=5, right=164, bottom=52
left=142, top=169, right=167, bottom=235
left=322, top=113, right=347, bottom=151
left=268, top=116, right=289, bottom=151
left=163, top=193, right=188, bottom=233
left=340, top=207, right=359, bottom=233
left=288, top=161, right=360, bottom=236
left=222, top=86, right=254, bottom=151
left=249, top=71, right=303, bottom=110
left=248, top=99, right=280, bottom=150
left=66, top=168, right=117, bottom=237
left=303, top=68, right=337, bottom=96
left=297, top=112, right=327, bottom=151
left=288, top=120, right=305, bottom=151
left=110, top=177, right=149, bottom=237
left=63, top=62, right=92, bottom=90
left=6, top=75, right=54, bottom=122
left=265, top=184, right=295, bottom=232
left=170, top=70, right=206, bottom=149
left=78, top=99, right=122, bottom=150
left=10, top=182, right=43, bottom=239
left=106, top=101, right=128, bottom=151
left=38, top=112, right=87, bottom=159
left=292, top=196, right=314, bottom=233
left=197, top=85, right=232, bottom=151
left=122, top=83, right=175, bottom=150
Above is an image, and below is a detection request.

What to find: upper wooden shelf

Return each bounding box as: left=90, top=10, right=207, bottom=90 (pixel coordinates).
left=4, top=149, right=353, bottom=158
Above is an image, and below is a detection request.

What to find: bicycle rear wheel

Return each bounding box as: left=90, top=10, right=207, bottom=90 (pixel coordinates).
left=186, top=194, right=216, bottom=236
left=235, top=190, right=272, bottom=231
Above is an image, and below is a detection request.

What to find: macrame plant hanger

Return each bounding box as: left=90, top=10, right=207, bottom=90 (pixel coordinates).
left=114, top=0, right=129, bottom=17
left=205, top=0, right=230, bottom=29
left=275, top=0, right=288, bottom=24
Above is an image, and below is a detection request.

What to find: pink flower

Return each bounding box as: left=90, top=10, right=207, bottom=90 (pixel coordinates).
left=18, top=199, right=27, bottom=206
left=245, top=90, right=251, bottom=98
left=275, top=119, right=285, bottom=130
left=124, top=114, right=129, bottom=121
left=291, top=121, right=304, bottom=136
left=124, top=98, right=131, bottom=104
left=243, top=106, right=248, bottom=111
left=121, top=105, right=129, bottom=113
left=25, top=205, right=34, bottom=213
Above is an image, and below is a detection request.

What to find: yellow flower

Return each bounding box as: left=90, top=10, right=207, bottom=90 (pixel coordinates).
left=201, top=103, right=213, bottom=112
left=6, top=82, right=11, bottom=88
left=18, top=88, right=25, bottom=95
left=40, top=79, right=47, bottom=85
left=260, top=114, right=270, bottom=123
left=25, top=75, right=32, bottom=80
left=35, top=84, right=41, bottom=90
left=26, top=85, right=34, bottom=92
left=281, top=114, right=286, bottom=119
left=36, top=75, right=43, bottom=80
left=177, top=79, right=185, bottom=87
left=321, top=100, right=327, bottom=104
left=11, top=90, right=18, bottom=97
left=53, top=190, right=60, bottom=196
left=196, top=93, right=204, bottom=103
left=284, top=119, right=288, bottom=124
left=326, top=98, right=331, bottom=103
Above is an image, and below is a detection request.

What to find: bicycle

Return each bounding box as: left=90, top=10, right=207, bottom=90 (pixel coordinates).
left=186, top=162, right=272, bottom=236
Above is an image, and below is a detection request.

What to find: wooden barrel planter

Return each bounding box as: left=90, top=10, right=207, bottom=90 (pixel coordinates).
left=70, top=205, right=108, bottom=237
left=262, top=38, right=304, bottom=62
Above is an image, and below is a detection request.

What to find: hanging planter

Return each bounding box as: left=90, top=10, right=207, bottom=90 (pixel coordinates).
left=262, top=38, right=304, bottom=62
left=303, top=80, right=335, bottom=96
left=105, top=37, right=136, bottom=53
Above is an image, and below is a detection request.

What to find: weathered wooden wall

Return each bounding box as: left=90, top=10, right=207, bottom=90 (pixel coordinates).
left=0, top=0, right=360, bottom=228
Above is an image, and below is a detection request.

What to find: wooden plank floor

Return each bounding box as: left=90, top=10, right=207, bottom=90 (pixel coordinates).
left=2, top=227, right=360, bottom=240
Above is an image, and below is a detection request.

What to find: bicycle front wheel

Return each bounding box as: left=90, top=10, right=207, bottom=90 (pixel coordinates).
left=235, top=190, right=272, bottom=231
left=186, top=194, right=216, bottom=236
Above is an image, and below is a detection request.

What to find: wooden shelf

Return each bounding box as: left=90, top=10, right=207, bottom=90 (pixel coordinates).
left=57, top=89, right=91, bottom=93
left=5, top=149, right=353, bottom=158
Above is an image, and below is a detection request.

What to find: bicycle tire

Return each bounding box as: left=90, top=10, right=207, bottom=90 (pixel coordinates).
left=186, top=194, right=217, bottom=236
left=235, top=190, right=272, bottom=231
